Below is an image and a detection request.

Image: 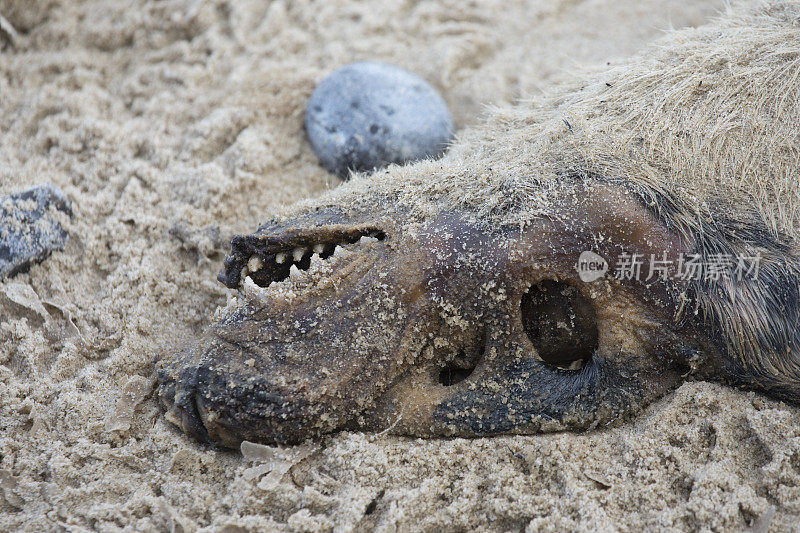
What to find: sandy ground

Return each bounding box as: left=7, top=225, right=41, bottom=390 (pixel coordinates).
left=1, top=0, right=799, bottom=531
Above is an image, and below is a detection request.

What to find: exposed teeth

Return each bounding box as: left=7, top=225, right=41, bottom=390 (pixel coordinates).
left=359, top=235, right=379, bottom=245
left=247, top=255, right=263, bottom=272
left=241, top=276, right=263, bottom=299
left=237, top=231, right=385, bottom=292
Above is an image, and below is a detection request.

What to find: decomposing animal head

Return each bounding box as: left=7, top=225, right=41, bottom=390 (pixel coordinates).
left=157, top=0, right=800, bottom=447
left=158, top=180, right=703, bottom=446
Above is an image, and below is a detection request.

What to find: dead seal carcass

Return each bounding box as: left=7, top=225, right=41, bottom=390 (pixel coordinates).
left=157, top=0, right=800, bottom=447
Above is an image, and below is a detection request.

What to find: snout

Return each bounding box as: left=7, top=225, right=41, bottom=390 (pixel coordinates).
left=156, top=208, right=440, bottom=446
left=157, top=347, right=321, bottom=447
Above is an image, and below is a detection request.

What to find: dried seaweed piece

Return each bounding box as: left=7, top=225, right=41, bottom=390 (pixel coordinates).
left=240, top=441, right=320, bottom=490
left=105, top=376, right=157, bottom=433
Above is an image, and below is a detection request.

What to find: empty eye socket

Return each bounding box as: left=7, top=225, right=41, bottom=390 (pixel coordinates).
left=520, top=280, right=598, bottom=369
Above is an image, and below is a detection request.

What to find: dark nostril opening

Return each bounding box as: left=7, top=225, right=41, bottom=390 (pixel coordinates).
left=438, top=350, right=479, bottom=386
left=520, top=280, right=598, bottom=370
left=438, top=365, right=474, bottom=386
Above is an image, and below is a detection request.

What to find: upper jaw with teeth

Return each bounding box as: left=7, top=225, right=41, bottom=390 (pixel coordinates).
left=222, top=225, right=388, bottom=291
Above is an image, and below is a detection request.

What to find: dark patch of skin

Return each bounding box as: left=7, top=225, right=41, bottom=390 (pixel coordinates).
left=435, top=356, right=637, bottom=434
left=156, top=176, right=795, bottom=447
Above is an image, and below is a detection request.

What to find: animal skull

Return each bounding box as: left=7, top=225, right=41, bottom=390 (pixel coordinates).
left=157, top=177, right=725, bottom=447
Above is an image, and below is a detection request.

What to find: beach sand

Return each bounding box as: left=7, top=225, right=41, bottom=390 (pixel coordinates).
left=2, top=0, right=799, bottom=531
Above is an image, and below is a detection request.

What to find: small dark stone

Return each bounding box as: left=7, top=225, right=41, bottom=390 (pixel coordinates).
left=0, top=184, right=72, bottom=279
left=305, top=62, right=455, bottom=179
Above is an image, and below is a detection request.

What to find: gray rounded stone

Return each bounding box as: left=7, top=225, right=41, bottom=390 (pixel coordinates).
left=305, top=61, right=455, bottom=179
